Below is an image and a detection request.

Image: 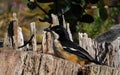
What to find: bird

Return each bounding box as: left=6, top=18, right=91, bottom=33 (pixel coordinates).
left=44, top=25, right=102, bottom=65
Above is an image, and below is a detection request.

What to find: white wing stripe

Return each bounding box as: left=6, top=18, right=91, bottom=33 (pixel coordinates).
left=69, top=48, right=77, bottom=51
left=63, top=46, right=77, bottom=51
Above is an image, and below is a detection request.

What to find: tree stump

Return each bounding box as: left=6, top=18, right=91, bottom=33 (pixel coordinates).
left=0, top=49, right=120, bottom=75
left=0, top=49, right=80, bottom=75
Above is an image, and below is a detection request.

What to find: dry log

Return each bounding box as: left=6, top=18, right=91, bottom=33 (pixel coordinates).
left=0, top=49, right=80, bottom=75
left=84, top=64, right=120, bottom=75
left=0, top=49, right=120, bottom=75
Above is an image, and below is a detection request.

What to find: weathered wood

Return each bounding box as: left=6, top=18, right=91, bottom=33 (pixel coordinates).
left=17, top=27, right=24, bottom=50
left=62, top=14, right=66, bottom=29
left=3, top=13, right=24, bottom=50
left=0, top=49, right=120, bottom=75
left=78, top=32, right=120, bottom=68
left=62, top=14, right=73, bottom=41
left=41, top=31, right=55, bottom=54
left=0, top=49, right=80, bottom=75
left=108, top=37, right=120, bottom=68
left=3, top=33, right=13, bottom=48
left=66, top=23, right=73, bottom=41
left=30, top=22, right=37, bottom=51
left=51, top=14, right=59, bottom=26
left=41, top=31, right=47, bottom=53
left=84, top=64, right=120, bottom=75
left=78, top=32, right=95, bottom=58
left=13, top=13, right=19, bottom=49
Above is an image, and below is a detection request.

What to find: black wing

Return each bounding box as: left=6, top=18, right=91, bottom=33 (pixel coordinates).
left=60, top=40, right=100, bottom=64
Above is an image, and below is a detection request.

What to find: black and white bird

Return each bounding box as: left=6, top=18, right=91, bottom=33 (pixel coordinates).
left=44, top=25, right=102, bottom=65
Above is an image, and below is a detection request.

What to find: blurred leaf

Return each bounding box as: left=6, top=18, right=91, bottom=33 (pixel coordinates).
left=71, top=0, right=81, bottom=3
left=48, top=0, right=71, bottom=15
left=21, top=0, right=28, bottom=4
left=37, top=0, right=54, bottom=3
left=27, top=2, right=37, bottom=10
left=71, top=4, right=84, bottom=17
left=97, top=0, right=108, bottom=21
left=22, top=27, right=30, bottom=34
left=36, top=35, right=42, bottom=42
left=99, top=8, right=108, bottom=21
left=78, top=14, right=94, bottom=23
left=85, top=0, right=99, bottom=4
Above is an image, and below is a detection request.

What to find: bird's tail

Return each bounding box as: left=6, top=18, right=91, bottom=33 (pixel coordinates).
left=92, top=59, right=105, bottom=65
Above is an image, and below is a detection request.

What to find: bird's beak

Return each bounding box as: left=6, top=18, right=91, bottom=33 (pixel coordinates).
left=44, top=28, right=51, bottom=32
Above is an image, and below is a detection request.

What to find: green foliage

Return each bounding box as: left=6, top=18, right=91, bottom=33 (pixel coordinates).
left=97, top=0, right=108, bottom=21
left=26, top=0, right=119, bottom=38
left=81, top=6, right=119, bottom=38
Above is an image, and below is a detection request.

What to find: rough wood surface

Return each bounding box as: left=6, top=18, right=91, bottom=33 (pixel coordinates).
left=3, top=13, right=24, bottom=50
left=13, top=13, right=19, bottom=49
left=78, top=32, right=95, bottom=58
left=41, top=31, right=55, bottom=54
left=78, top=32, right=120, bottom=68
left=66, top=23, right=73, bottom=41
left=30, top=22, right=37, bottom=51
left=17, top=27, right=24, bottom=50
left=3, top=33, right=13, bottom=48
left=0, top=49, right=120, bottom=75
left=51, top=14, right=59, bottom=26
left=0, top=49, right=80, bottom=75
left=85, top=65, right=120, bottom=75
left=108, top=37, right=120, bottom=68
left=62, top=14, right=73, bottom=41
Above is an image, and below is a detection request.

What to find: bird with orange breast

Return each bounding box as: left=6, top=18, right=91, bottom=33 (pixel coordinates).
left=44, top=25, right=103, bottom=65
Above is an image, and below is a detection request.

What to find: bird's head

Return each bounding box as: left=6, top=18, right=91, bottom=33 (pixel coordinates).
left=44, top=25, right=70, bottom=41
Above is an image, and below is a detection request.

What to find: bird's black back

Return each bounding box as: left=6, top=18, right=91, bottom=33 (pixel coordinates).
left=60, top=40, right=100, bottom=64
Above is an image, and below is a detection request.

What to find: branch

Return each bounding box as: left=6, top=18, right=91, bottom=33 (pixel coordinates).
left=18, top=34, right=34, bottom=49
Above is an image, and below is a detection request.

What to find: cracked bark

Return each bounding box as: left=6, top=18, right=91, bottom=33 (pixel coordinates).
left=0, top=49, right=120, bottom=75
